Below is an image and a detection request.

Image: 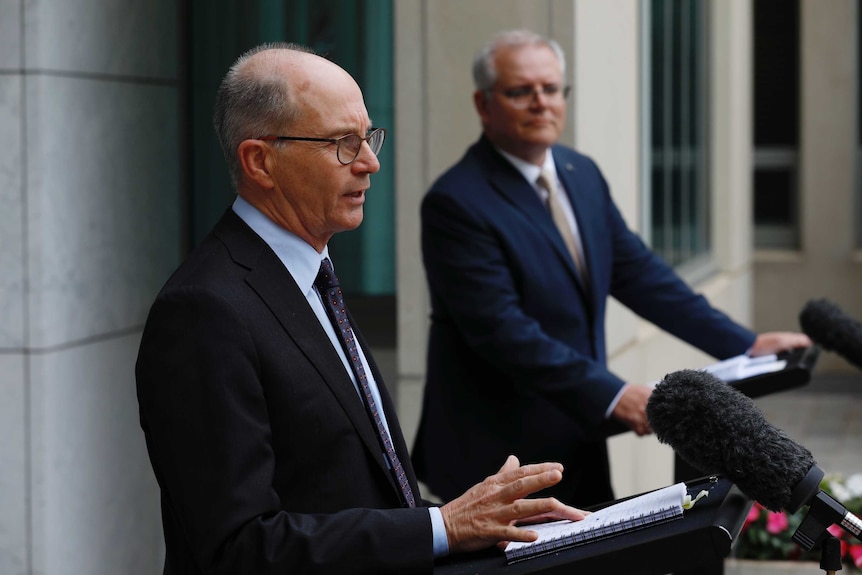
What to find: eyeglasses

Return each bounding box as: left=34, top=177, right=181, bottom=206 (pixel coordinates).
left=258, top=128, right=386, bottom=165
left=489, top=84, right=571, bottom=109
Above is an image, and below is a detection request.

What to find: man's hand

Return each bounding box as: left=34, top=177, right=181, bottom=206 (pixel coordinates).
left=749, top=331, right=813, bottom=357
left=611, top=384, right=653, bottom=436
left=440, top=455, right=588, bottom=554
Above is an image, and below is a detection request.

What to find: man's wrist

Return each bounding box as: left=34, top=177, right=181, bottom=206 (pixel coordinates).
left=429, top=506, right=450, bottom=558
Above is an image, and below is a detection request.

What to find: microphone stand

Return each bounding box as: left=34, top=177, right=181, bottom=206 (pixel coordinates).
left=785, top=466, right=862, bottom=572
left=819, top=535, right=842, bottom=574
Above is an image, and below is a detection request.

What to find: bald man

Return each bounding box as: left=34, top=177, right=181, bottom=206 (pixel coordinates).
left=135, top=43, right=585, bottom=575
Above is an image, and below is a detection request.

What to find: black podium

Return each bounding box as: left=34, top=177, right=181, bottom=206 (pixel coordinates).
left=434, top=475, right=751, bottom=575
left=729, top=345, right=819, bottom=399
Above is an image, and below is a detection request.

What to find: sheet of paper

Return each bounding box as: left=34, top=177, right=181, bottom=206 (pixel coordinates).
left=700, top=353, right=786, bottom=382
left=505, top=482, right=686, bottom=558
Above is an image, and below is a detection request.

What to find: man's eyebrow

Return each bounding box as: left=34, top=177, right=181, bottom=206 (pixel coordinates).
left=328, top=121, right=374, bottom=136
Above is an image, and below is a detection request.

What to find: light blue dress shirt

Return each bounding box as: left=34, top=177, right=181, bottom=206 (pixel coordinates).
left=232, top=196, right=449, bottom=557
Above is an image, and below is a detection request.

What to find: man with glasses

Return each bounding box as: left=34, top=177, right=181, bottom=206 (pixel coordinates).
left=412, top=29, right=810, bottom=508
left=136, top=43, right=585, bottom=574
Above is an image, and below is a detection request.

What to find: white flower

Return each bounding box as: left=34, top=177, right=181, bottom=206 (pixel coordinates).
left=845, top=473, right=862, bottom=498
left=829, top=478, right=851, bottom=503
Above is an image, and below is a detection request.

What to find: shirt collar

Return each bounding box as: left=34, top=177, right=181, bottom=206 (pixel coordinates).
left=495, top=146, right=558, bottom=187
left=232, top=195, right=330, bottom=295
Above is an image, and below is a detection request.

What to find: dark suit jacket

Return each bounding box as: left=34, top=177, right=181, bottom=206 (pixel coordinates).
left=412, top=136, right=756, bottom=506
left=136, top=209, right=434, bottom=575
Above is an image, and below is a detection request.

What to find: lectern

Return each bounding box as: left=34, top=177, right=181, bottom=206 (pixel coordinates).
left=434, top=475, right=751, bottom=575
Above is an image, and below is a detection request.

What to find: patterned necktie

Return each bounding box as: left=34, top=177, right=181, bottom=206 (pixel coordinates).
left=539, top=169, right=589, bottom=285
left=314, top=258, right=416, bottom=508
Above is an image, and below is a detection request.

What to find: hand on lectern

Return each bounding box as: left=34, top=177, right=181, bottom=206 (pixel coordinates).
left=440, top=455, right=588, bottom=554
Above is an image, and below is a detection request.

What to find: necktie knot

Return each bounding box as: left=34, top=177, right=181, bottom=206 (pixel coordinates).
left=315, top=258, right=340, bottom=291
left=539, top=169, right=559, bottom=201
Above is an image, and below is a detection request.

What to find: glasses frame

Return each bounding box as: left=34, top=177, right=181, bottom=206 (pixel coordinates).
left=258, top=127, right=386, bottom=165
left=488, top=84, right=571, bottom=109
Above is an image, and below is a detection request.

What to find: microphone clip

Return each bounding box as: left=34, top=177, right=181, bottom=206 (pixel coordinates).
left=793, top=490, right=862, bottom=551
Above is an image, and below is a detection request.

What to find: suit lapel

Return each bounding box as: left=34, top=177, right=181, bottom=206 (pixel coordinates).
left=351, top=318, right=422, bottom=495
left=212, top=211, right=401, bottom=495
left=478, top=140, right=594, bottom=305
left=555, top=156, right=596, bottom=307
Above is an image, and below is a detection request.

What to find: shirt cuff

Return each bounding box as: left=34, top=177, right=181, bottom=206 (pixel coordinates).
left=604, top=383, right=629, bottom=419
left=429, top=506, right=450, bottom=558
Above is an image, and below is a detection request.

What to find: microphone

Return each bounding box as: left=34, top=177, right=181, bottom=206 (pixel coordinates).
left=799, top=298, right=862, bottom=370
left=646, top=369, right=862, bottom=550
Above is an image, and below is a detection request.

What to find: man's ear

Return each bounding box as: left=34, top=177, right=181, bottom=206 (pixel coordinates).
left=474, top=90, right=490, bottom=124
left=237, top=139, right=276, bottom=189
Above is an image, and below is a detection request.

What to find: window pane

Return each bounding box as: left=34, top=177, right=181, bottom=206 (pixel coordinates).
left=858, top=1, right=862, bottom=248
left=753, top=168, right=799, bottom=248
left=753, top=0, right=800, bottom=249
left=647, top=0, right=710, bottom=267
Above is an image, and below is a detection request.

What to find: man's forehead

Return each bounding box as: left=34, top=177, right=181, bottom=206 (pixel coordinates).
left=493, top=46, right=561, bottom=77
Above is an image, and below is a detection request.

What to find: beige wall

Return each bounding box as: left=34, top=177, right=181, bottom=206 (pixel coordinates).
left=396, top=0, right=762, bottom=498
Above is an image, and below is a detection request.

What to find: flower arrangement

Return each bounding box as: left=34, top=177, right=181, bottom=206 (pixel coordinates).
left=735, top=473, right=862, bottom=569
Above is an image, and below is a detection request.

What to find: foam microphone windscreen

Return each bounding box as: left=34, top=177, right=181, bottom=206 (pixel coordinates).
left=799, top=298, right=862, bottom=370
left=646, top=369, right=816, bottom=511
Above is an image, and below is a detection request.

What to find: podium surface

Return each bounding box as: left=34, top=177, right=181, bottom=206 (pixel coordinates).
left=434, top=476, right=751, bottom=575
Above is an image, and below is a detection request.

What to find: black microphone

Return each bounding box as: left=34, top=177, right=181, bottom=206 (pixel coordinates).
left=800, top=298, right=862, bottom=370
left=647, top=369, right=862, bottom=550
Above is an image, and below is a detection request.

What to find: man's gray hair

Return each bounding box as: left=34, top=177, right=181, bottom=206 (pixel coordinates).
left=472, top=29, right=566, bottom=92
left=213, top=42, right=317, bottom=188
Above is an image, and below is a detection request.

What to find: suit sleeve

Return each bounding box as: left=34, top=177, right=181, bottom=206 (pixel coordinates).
left=421, top=160, right=756, bottom=430
left=602, top=192, right=757, bottom=360
left=136, top=287, right=434, bottom=575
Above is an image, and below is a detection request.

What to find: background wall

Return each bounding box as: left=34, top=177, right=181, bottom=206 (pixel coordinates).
left=754, top=0, right=861, bottom=373
left=0, top=1, right=177, bottom=573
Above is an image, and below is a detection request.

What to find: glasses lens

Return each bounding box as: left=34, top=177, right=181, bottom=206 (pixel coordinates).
left=335, top=129, right=386, bottom=164
left=336, top=134, right=362, bottom=164
left=368, top=129, right=385, bottom=156
left=503, top=85, right=569, bottom=109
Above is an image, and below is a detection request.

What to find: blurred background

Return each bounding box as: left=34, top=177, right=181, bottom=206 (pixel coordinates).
left=1, top=1, right=860, bottom=572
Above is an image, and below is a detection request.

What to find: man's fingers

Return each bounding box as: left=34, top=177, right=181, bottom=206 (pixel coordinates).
left=516, top=504, right=590, bottom=525
left=493, top=461, right=564, bottom=485
left=496, top=454, right=521, bottom=474
left=507, top=495, right=567, bottom=521
left=501, top=524, right=540, bottom=544
left=499, top=468, right=563, bottom=499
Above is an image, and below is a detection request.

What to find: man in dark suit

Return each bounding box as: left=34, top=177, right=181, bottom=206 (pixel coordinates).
left=136, top=43, right=586, bottom=574
left=412, top=29, right=811, bottom=508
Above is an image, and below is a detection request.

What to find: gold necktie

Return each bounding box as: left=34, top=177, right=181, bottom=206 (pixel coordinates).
left=539, top=169, right=588, bottom=284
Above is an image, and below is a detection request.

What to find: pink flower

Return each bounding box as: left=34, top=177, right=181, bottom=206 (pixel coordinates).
left=849, top=543, right=862, bottom=568
left=744, top=504, right=761, bottom=530
left=765, top=510, right=789, bottom=534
